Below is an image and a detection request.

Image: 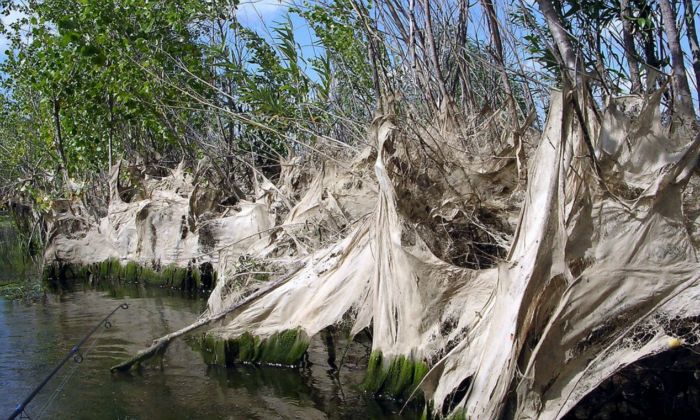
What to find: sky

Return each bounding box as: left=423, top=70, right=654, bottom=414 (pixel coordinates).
left=236, top=0, right=289, bottom=26
left=0, top=0, right=322, bottom=76
left=0, top=8, right=26, bottom=54
left=235, top=0, right=323, bottom=72
left=0, top=0, right=698, bottom=112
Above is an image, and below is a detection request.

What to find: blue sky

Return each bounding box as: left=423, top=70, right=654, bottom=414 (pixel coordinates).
left=236, top=0, right=322, bottom=75
left=0, top=7, right=25, bottom=55
left=1, top=0, right=698, bottom=111
left=0, top=0, right=319, bottom=64
left=237, top=0, right=294, bottom=28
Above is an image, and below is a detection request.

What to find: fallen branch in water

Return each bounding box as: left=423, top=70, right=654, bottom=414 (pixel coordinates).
left=110, top=263, right=304, bottom=372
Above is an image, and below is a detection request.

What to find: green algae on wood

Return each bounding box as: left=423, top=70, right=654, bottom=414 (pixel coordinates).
left=362, top=351, right=390, bottom=394
left=232, top=331, right=262, bottom=362
left=42, top=259, right=212, bottom=292
left=139, top=266, right=161, bottom=286
left=98, top=258, right=119, bottom=278
left=383, top=355, right=418, bottom=396
left=196, top=328, right=310, bottom=367
left=198, top=333, right=228, bottom=365
left=123, top=261, right=140, bottom=282
left=258, top=329, right=310, bottom=365
left=361, top=351, right=428, bottom=400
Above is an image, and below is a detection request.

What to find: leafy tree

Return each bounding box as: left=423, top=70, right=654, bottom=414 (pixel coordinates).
left=1, top=0, right=213, bottom=186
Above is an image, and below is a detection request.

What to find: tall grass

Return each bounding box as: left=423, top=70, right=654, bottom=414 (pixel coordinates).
left=0, top=215, right=42, bottom=299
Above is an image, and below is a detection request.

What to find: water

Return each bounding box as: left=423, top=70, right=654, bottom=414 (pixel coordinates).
left=0, top=283, right=418, bottom=419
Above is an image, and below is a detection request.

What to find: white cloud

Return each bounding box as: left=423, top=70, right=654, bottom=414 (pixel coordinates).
left=236, top=0, right=288, bottom=27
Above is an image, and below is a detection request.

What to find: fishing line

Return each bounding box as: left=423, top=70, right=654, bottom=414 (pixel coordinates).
left=34, top=332, right=103, bottom=420
left=7, top=303, right=129, bottom=420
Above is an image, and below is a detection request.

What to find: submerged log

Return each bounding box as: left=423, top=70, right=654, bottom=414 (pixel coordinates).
left=110, top=263, right=303, bottom=372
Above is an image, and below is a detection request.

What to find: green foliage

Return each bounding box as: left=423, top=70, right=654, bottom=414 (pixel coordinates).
left=296, top=0, right=373, bottom=116
left=0, top=215, right=39, bottom=281
left=510, top=6, right=560, bottom=81
left=231, top=17, right=315, bottom=164
left=0, top=214, right=43, bottom=300
left=0, top=0, right=211, bottom=193
left=296, top=0, right=372, bottom=95
left=512, top=0, right=665, bottom=92
left=0, top=0, right=378, bottom=203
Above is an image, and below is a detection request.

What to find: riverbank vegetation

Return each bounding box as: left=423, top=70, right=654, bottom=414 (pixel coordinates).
left=2, top=0, right=700, bottom=418
left=0, top=214, right=43, bottom=300
left=42, top=258, right=216, bottom=292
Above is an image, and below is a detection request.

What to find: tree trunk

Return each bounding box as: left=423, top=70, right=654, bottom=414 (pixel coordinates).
left=350, top=0, right=386, bottom=113
left=52, top=98, right=69, bottom=181
left=480, top=0, right=512, bottom=105
left=620, top=0, right=643, bottom=93
left=457, top=0, right=475, bottom=112
left=535, top=0, right=580, bottom=86
left=108, top=93, right=114, bottom=170
left=409, top=0, right=416, bottom=69
left=633, top=0, right=661, bottom=90
left=481, top=0, right=526, bottom=179
left=659, top=0, right=696, bottom=120
left=382, top=0, right=438, bottom=114
left=422, top=0, right=451, bottom=109
left=682, top=0, right=700, bottom=104
left=642, top=28, right=660, bottom=70
left=535, top=0, right=605, bottom=190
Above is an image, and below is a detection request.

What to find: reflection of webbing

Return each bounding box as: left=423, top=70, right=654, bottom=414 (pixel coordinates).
left=7, top=303, right=129, bottom=420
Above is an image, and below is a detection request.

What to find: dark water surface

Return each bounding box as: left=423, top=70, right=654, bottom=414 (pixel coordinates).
left=1, top=284, right=418, bottom=419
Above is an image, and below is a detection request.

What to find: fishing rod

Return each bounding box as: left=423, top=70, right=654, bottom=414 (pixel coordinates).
left=8, top=302, right=129, bottom=420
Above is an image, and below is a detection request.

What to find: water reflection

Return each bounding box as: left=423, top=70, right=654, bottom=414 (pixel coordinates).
left=1, top=281, right=419, bottom=419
